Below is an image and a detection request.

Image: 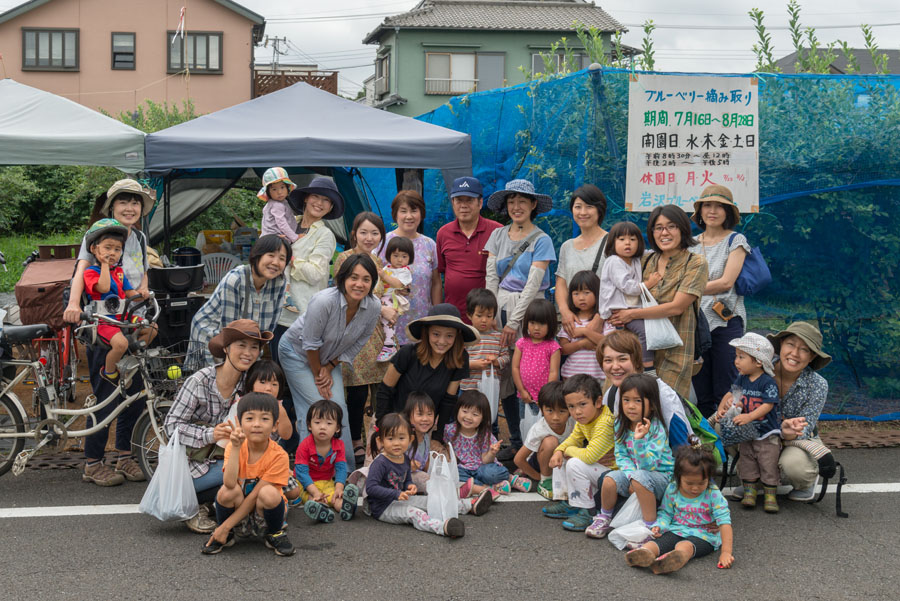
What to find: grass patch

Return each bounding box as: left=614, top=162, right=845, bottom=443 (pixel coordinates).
left=0, top=232, right=82, bottom=293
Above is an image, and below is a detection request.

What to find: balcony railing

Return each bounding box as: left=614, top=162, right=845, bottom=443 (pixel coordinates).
left=425, top=78, right=478, bottom=95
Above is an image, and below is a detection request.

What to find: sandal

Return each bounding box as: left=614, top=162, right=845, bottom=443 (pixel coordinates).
left=353, top=444, right=366, bottom=466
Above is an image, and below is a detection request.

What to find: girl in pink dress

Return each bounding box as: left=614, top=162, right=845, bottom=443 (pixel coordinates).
left=512, top=299, right=562, bottom=438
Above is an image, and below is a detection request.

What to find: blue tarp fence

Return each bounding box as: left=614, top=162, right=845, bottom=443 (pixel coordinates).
left=360, top=68, right=900, bottom=418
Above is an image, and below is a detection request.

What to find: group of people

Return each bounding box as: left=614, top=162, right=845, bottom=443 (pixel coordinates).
left=63, top=173, right=835, bottom=568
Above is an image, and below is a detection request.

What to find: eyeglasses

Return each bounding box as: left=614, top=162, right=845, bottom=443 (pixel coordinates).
left=652, top=224, right=679, bottom=234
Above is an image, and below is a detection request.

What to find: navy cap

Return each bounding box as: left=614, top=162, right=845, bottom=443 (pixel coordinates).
left=450, top=176, right=483, bottom=199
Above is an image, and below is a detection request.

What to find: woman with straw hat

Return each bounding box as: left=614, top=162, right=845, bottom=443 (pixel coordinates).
left=689, top=184, right=752, bottom=417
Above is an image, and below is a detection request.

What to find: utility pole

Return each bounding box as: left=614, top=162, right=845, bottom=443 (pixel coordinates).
left=262, top=35, right=288, bottom=71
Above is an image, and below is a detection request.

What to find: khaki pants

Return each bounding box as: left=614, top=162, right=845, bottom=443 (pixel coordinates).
left=738, top=436, right=782, bottom=486
left=779, top=436, right=824, bottom=489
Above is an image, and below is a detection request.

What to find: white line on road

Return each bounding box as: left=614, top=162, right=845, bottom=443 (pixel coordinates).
left=0, top=481, right=897, bottom=518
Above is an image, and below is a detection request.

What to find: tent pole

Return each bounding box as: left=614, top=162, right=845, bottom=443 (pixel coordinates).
left=164, top=176, right=171, bottom=258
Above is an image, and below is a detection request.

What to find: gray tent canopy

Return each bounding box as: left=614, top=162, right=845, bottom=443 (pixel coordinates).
left=0, top=79, right=145, bottom=171
left=143, top=82, right=472, bottom=246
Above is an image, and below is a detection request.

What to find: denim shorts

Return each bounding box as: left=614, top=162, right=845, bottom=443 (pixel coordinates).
left=605, top=469, right=671, bottom=500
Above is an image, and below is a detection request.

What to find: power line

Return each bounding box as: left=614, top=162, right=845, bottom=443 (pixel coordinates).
left=620, top=21, right=900, bottom=30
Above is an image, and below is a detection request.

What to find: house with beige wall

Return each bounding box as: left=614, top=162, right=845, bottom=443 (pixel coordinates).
left=0, top=0, right=264, bottom=115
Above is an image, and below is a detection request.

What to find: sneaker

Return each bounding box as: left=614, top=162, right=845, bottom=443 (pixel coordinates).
left=741, top=482, right=759, bottom=508
left=496, top=446, right=518, bottom=462
left=200, top=530, right=235, bottom=555
left=625, top=547, right=656, bottom=568
left=763, top=487, right=780, bottom=513
left=339, top=483, right=360, bottom=521
left=458, top=477, right=474, bottom=499
left=584, top=512, right=613, bottom=539
left=542, top=500, right=578, bottom=519
left=443, top=517, right=465, bottom=538
left=537, top=481, right=553, bottom=500
left=376, top=346, right=397, bottom=362
left=264, top=529, right=296, bottom=556
left=492, top=480, right=511, bottom=495
left=185, top=504, right=217, bottom=534
left=114, top=456, right=146, bottom=482
left=562, top=508, right=595, bottom=532
left=304, top=500, right=336, bottom=523
left=729, top=484, right=744, bottom=501
left=651, top=549, right=691, bottom=575
left=82, top=461, right=125, bottom=487
left=510, top=474, right=532, bottom=493
left=787, top=477, right=819, bottom=502
left=471, top=489, right=493, bottom=516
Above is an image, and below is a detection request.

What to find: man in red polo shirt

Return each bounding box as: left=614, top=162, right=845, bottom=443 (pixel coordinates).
left=436, top=176, right=502, bottom=323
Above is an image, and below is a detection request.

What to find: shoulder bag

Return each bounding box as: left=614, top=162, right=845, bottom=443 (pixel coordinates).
left=728, top=232, right=771, bottom=297
left=498, top=228, right=542, bottom=283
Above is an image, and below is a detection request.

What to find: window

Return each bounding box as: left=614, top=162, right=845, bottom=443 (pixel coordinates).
left=22, top=28, right=78, bottom=70
left=476, top=53, right=505, bottom=91
left=531, top=52, right=591, bottom=75
left=111, top=33, right=135, bottom=70
left=167, top=31, right=222, bottom=73
left=375, top=54, right=390, bottom=97
left=426, top=52, right=481, bottom=95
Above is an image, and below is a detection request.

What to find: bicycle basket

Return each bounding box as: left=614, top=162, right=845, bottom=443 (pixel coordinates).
left=143, top=341, right=205, bottom=396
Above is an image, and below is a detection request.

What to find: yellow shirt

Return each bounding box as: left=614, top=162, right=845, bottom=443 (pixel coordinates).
left=555, top=406, right=617, bottom=468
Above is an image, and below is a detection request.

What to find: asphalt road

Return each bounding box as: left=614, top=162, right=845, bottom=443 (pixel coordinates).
left=1, top=448, right=898, bottom=601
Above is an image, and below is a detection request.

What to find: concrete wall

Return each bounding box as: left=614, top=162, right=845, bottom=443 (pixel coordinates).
left=375, top=28, right=609, bottom=117
left=0, top=0, right=258, bottom=114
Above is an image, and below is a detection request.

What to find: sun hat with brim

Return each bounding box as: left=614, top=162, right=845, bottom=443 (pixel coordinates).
left=729, top=332, right=776, bottom=378
left=487, top=179, right=553, bottom=216
left=767, top=321, right=832, bottom=371
left=257, top=167, right=297, bottom=201
left=208, top=319, right=274, bottom=359
left=691, top=184, right=741, bottom=227
left=406, top=303, right=480, bottom=346
left=99, top=179, right=155, bottom=217
left=84, top=218, right=129, bottom=249
left=287, top=176, right=345, bottom=220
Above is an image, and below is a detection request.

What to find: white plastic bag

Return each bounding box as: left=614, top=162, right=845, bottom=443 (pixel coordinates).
left=520, top=402, right=541, bottom=441
left=139, top=430, right=199, bottom=521
left=640, top=283, right=683, bottom=350
left=478, top=364, right=500, bottom=424
left=608, top=520, right=653, bottom=551
left=426, top=443, right=459, bottom=522
left=552, top=465, right=568, bottom=500
left=610, top=492, right=642, bottom=528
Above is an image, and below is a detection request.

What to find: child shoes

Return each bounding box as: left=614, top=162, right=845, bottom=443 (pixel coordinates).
left=584, top=513, right=613, bottom=539
left=303, top=500, right=336, bottom=523
left=492, top=480, right=511, bottom=495
left=510, top=474, right=532, bottom=492
left=340, top=484, right=360, bottom=521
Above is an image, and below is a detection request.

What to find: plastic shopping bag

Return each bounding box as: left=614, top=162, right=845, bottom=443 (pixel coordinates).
left=610, top=492, right=642, bottom=528
left=520, top=402, right=541, bottom=441
left=426, top=443, right=459, bottom=522
left=139, top=430, right=199, bottom=521
left=641, top=283, right=683, bottom=350
left=608, top=520, right=654, bottom=551
left=552, top=465, right=568, bottom=500
left=477, top=365, right=500, bottom=424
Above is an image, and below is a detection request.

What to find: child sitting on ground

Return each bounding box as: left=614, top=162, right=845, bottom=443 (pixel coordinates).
left=404, top=392, right=438, bottom=493
left=202, top=393, right=295, bottom=556
left=259, top=167, right=299, bottom=241
left=715, top=332, right=782, bottom=513
left=82, top=219, right=155, bottom=384
left=599, top=221, right=658, bottom=371
left=377, top=236, right=414, bottom=362
left=587, top=373, right=674, bottom=540
left=543, top=374, right=616, bottom=532
left=365, top=413, right=492, bottom=538
left=624, top=436, right=733, bottom=574
left=514, top=381, right=574, bottom=499
left=557, top=271, right=605, bottom=379
left=461, top=288, right=510, bottom=391
left=295, top=399, right=360, bottom=523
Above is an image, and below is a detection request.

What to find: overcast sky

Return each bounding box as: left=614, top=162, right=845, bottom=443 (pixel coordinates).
left=3, top=0, right=899, bottom=97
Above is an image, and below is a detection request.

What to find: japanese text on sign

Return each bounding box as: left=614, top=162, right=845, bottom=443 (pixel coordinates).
left=625, top=74, right=759, bottom=213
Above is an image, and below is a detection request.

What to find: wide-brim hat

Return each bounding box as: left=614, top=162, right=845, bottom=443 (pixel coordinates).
left=84, top=218, right=129, bottom=248
left=729, top=332, right=776, bottom=378
left=208, top=319, right=274, bottom=359
left=99, top=179, right=155, bottom=217
left=767, top=321, right=832, bottom=371
left=692, top=184, right=741, bottom=227
left=287, top=176, right=345, bottom=220
left=486, top=179, right=552, bottom=215
left=406, top=303, right=480, bottom=346
left=257, top=167, right=297, bottom=201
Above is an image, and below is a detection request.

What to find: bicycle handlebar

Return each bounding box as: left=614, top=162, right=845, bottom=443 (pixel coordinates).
left=79, top=294, right=161, bottom=329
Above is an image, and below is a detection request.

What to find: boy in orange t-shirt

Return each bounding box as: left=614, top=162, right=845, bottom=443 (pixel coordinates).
left=202, top=393, right=295, bottom=556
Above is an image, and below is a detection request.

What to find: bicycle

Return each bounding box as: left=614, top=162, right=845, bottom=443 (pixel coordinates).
left=0, top=294, right=197, bottom=478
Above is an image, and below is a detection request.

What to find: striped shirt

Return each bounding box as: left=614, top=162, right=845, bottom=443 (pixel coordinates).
left=558, top=317, right=604, bottom=379
left=555, top=407, right=617, bottom=468
left=460, top=329, right=510, bottom=390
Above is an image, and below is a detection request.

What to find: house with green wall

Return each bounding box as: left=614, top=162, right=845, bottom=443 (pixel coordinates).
left=362, top=0, right=626, bottom=117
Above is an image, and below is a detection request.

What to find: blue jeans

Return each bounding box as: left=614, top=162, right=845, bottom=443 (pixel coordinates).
left=193, top=459, right=224, bottom=493
left=458, top=463, right=510, bottom=486
left=278, top=337, right=355, bottom=471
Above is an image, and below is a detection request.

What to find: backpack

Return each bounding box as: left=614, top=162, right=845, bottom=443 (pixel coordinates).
left=728, top=232, right=771, bottom=297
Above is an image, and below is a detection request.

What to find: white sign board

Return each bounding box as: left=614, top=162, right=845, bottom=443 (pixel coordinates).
left=625, top=74, right=759, bottom=213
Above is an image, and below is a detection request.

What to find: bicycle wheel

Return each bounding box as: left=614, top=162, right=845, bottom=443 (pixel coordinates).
left=131, top=403, right=170, bottom=480
left=38, top=338, right=61, bottom=401
left=60, top=327, right=78, bottom=405
left=0, top=394, right=25, bottom=477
